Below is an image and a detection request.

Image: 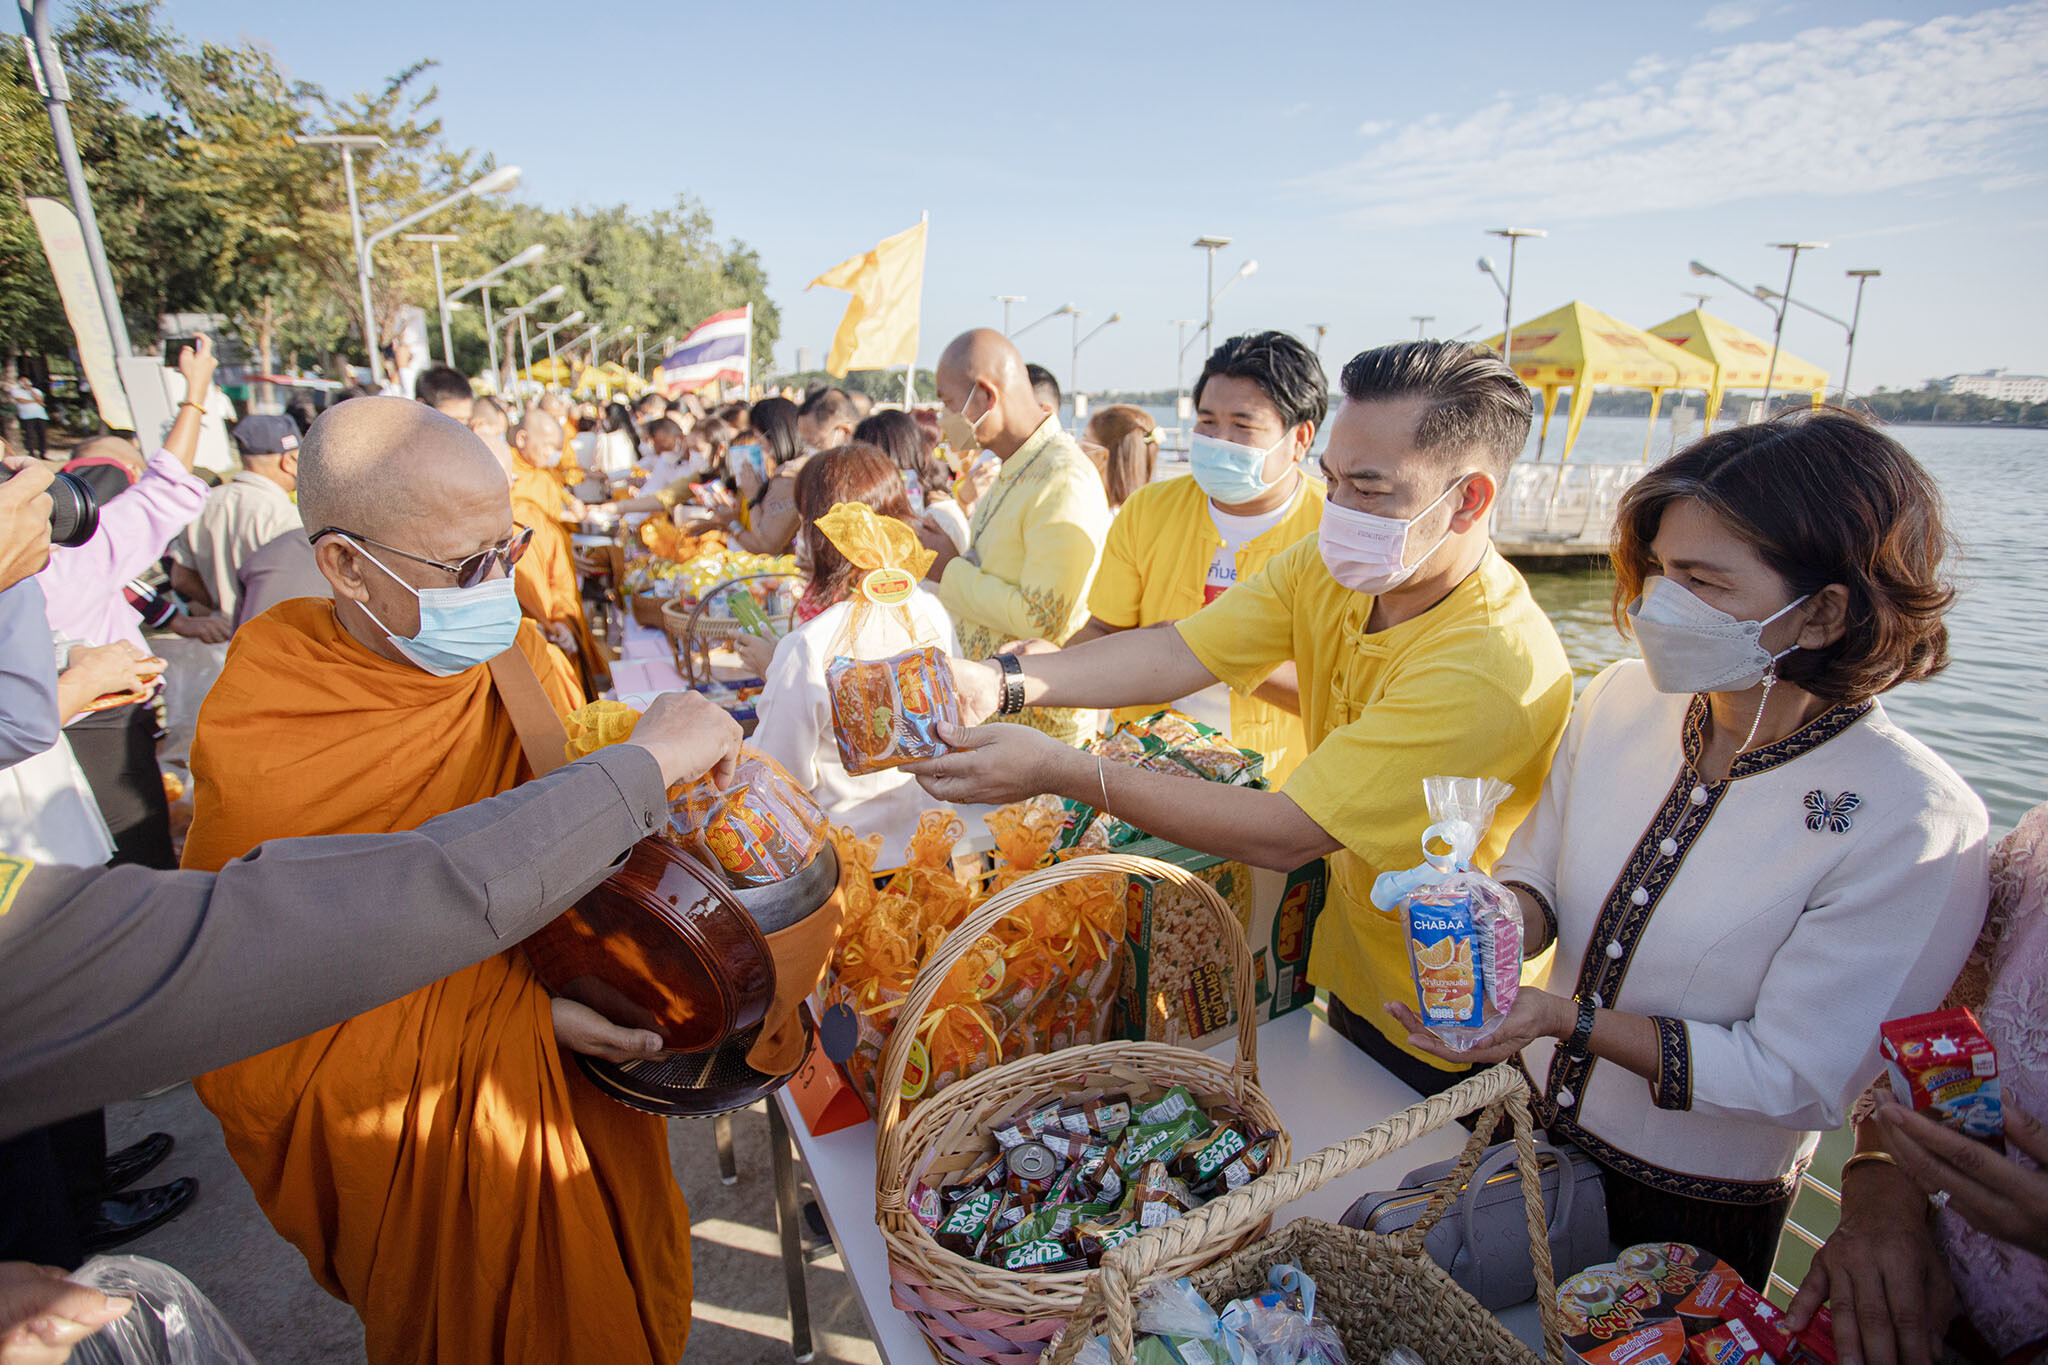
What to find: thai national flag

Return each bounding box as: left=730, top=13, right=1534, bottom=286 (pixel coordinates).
left=660, top=306, right=750, bottom=395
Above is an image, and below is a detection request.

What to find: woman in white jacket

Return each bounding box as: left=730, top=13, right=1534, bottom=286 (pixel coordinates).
left=739, top=443, right=969, bottom=871
left=1391, top=411, right=1989, bottom=1288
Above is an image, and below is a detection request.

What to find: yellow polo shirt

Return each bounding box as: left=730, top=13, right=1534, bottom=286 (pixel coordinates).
left=1088, top=473, right=1324, bottom=782
left=1177, top=540, right=1573, bottom=1068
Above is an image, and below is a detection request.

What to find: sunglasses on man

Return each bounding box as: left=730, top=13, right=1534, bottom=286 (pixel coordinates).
left=309, top=524, right=534, bottom=589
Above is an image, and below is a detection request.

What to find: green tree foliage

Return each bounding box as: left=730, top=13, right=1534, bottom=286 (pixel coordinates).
left=771, top=368, right=937, bottom=402
left=1853, top=387, right=2047, bottom=427
left=4, top=0, right=776, bottom=390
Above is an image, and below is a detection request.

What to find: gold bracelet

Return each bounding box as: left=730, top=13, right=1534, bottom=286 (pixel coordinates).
left=1841, top=1150, right=1899, bottom=1179
left=178, top=400, right=206, bottom=413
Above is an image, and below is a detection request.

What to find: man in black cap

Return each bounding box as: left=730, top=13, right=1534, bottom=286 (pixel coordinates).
left=168, top=413, right=304, bottom=625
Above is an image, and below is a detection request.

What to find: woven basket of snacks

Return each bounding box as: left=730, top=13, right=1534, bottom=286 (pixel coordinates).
left=629, top=591, right=670, bottom=628
left=1049, top=1064, right=1563, bottom=1365
left=661, top=573, right=796, bottom=674
left=875, top=854, right=1290, bottom=1365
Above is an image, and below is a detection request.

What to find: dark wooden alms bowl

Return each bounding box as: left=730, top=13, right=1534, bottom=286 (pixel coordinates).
left=524, top=838, right=775, bottom=1054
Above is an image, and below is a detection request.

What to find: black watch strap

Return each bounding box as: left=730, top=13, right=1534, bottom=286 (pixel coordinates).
left=1566, top=999, right=1597, bottom=1058
left=992, top=652, right=1026, bottom=716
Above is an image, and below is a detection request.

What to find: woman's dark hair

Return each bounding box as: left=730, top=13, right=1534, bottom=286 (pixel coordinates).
left=749, top=396, right=801, bottom=468
left=1194, top=330, right=1329, bottom=435
left=1338, top=341, right=1531, bottom=477
left=1085, top=404, right=1159, bottom=509
left=854, top=409, right=950, bottom=495
left=601, top=401, right=638, bottom=440
left=1612, top=407, right=1955, bottom=704
left=793, top=442, right=915, bottom=604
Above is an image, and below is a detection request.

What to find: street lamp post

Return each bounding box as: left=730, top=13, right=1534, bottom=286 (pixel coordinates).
left=1759, top=241, right=1827, bottom=413
left=448, top=243, right=544, bottom=385
left=21, top=0, right=132, bottom=356
left=1308, top=324, right=1328, bottom=357
left=1411, top=315, right=1434, bottom=340
left=499, top=286, right=564, bottom=399
left=1480, top=227, right=1546, bottom=368
left=996, top=295, right=1026, bottom=335
left=533, top=311, right=585, bottom=390
left=355, top=164, right=522, bottom=386
left=1192, top=236, right=1229, bottom=348
left=1011, top=302, right=1076, bottom=341
left=1682, top=291, right=1714, bottom=311
left=1171, top=319, right=1199, bottom=423
left=1072, top=311, right=1121, bottom=401
left=296, top=133, right=389, bottom=377
left=1840, top=269, right=1881, bottom=402
left=401, top=232, right=460, bottom=364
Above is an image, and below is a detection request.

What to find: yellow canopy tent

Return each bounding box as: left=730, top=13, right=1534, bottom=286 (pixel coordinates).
left=1646, top=310, right=1828, bottom=431
left=1486, top=301, right=1717, bottom=460
left=518, top=356, right=573, bottom=386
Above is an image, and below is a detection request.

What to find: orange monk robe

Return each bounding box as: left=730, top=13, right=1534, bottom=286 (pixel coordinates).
left=510, top=457, right=607, bottom=697
left=183, top=599, right=690, bottom=1365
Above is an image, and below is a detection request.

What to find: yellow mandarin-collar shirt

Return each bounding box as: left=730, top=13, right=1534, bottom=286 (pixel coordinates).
left=939, top=415, right=1113, bottom=746
left=1087, top=471, right=1325, bottom=782
left=1177, top=540, right=1574, bottom=1068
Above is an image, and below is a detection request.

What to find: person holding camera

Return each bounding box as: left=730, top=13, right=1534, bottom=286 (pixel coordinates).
left=35, top=340, right=216, bottom=871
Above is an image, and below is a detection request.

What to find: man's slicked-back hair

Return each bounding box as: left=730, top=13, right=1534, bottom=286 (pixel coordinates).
left=1194, top=331, right=1329, bottom=435
left=1025, top=363, right=1062, bottom=410
left=1338, top=342, right=1532, bottom=477
left=414, top=364, right=474, bottom=411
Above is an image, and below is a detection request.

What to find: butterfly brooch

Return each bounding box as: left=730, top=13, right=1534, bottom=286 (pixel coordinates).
left=1804, top=790, right=1860, bottom=834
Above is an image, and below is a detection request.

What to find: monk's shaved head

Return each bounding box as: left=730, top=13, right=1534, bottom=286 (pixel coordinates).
left=937, top=329, right=1029, bottom=399
left=299, top=397, right=508, bottom=541
left=511, top=407, right=563, bottom=468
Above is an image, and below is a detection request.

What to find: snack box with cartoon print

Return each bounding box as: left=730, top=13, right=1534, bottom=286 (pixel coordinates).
left=1880, top=1006, right=2003, bottom=1139
left=1114, top=835, right=1327, bottom=1051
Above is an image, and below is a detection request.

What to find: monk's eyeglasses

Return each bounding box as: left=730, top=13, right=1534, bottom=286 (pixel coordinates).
left=310, top=524, right=533, bottom=589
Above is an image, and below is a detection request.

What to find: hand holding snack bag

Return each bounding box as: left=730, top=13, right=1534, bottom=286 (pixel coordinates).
left=668, top=747, right=828, bottom=888
left=1371, top=776, right=1522, bottom=1049
left=814, top=502, right=962, bottom=776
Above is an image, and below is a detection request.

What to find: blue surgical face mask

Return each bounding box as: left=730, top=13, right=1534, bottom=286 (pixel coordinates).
left=1189, top=431, right=1288, bottom=506
left=345, top=537, right=523, bottom=676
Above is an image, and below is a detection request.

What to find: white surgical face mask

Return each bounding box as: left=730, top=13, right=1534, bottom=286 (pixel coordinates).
left=1189, top=431, right=1287, bottom=506
left=1317, top=478, right=1464, bottom=596
left=1627, top=576, right=1809, bottom=694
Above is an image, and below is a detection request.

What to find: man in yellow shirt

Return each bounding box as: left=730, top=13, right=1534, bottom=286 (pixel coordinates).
left=911, top=341, right=1574, bottom=1095
left=1074, top=331, right=1327, bottom=782
left=916, top=329, right=1112, bottom=747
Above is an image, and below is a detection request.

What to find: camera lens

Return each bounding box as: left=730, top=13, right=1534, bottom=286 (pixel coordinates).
left=1, top=465, right=100, bottom=548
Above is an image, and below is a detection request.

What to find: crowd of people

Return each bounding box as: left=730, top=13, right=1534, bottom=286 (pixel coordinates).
left=0, top=317, right=2039, bottom=1365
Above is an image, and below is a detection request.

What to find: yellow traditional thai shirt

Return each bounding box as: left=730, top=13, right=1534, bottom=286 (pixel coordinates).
left=1177, top=541, right=1573, bottom=1068
left=1087, top=472, right=1324, bottom=782
left=938, top=416, right=1112, bottom=746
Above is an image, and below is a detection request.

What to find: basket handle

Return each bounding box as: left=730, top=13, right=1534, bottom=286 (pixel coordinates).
left=872, top=853, right=1261, bottom=1211
left=677, top=572, right=785, bottom=685
left=1051, top=1063, right=1563, bottom=1365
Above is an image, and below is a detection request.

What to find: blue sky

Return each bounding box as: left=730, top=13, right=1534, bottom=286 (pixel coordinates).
left=159, top=0, right=2048, bottom=393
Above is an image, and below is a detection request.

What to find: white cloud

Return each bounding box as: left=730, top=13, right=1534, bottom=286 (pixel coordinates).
left=1302, top=3, right=2048, bottom=228
left=1698, top=3, right=1760, bottom=32
left=1356, top=119, right=1388, bottom=136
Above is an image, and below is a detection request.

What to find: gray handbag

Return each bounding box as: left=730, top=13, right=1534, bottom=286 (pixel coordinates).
left=1340, top=1139, right=1616, bottom=1309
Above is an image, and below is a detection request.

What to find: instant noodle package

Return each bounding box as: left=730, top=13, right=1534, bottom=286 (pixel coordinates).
left=1558, top=1242, right=1836, bottom=1365
left=667, top=748, right=829, bottom=889
left=1371, top=776, right=1523, bottom=1049
left=812, top=502, right=961, bottom=776
left=816, top=804, right=1125, bottom=1115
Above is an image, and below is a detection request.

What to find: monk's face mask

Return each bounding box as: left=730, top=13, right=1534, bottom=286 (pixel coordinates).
left=344, top=536, right=523, bottom=676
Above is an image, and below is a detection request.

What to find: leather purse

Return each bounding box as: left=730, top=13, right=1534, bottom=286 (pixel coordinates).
left=1340, top=1138, right=1615, bottom=1309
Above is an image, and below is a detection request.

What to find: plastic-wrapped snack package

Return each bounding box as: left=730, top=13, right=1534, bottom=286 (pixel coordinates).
left=1220, top=1265, right=1349, bottom=1365
left=813, top=501, right=962, bottom=775
left=667, top=747, right=828, bottom=887
left=1370, top=776, right=1523, bottom=1049
left=68, top=1255, right=261, bottom=1365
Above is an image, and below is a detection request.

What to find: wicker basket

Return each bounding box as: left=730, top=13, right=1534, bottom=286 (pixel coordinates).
left=660, top=574, right=795, bottom=680
left=875, top=854, right=1291, bottom=1365
left=629, top=591, right=671, bottom=629
left=1052, top=1064, right=1564, bottom=1365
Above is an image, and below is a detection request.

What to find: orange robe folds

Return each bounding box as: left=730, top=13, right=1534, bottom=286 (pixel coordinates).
left=183, top=599, right=690, bottom=1365
left=511, top=458, right=607, bottom=697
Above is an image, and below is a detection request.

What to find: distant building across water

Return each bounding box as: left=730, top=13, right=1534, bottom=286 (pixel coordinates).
left=1942, top=369, right=2048, bottom=403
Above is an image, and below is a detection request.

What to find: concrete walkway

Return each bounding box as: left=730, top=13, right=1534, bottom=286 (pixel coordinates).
left=105, top=1086, right=883, bottom=1364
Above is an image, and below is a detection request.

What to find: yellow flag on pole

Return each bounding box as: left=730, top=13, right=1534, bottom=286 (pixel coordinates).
left=808, top=219, right=927, bottom=377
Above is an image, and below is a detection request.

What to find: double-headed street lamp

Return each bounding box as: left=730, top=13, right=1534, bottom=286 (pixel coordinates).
left=400, top=232, right=460, bottom=364
left=353, top=164, right=522, bottom=385
left=1759, top=241, right=1827, bottom=412
left=1192, top=235, right=1257, bottom=349
left=532, top=310, right=586, bottom=387
left=448, top=243, right=547, bottom=390
left=500, top=286, right=566, bottom=393
left=1755, top=268, right=1881, bottom=402
left=1478, top=226, right=1546, bottom=368
left=1012, top=302, right=1077, bottom=341
left=1072, top=311, right=1121, bottom=400
left=995, top=295, right=1027, bottom=335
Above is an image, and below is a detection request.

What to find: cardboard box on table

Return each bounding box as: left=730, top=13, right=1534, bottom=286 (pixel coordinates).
left=1114, top=834, right=1328, bottom=1051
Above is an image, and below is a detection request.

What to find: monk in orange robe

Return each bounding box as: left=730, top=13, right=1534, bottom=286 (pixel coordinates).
left=509, top=406, right=608, bottom=698
left=183, top=398, right=690, bottom=1365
